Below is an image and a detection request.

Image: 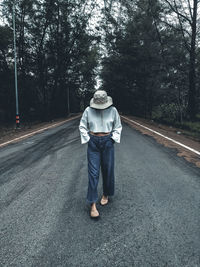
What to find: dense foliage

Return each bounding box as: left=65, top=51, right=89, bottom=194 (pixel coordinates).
left=0, top=0, right=200, bottom=124
left=101, top=0, right=200, bottom=122
left=0, top=0, right=99, bottom=122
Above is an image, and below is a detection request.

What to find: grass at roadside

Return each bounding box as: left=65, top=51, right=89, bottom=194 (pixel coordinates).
left=176, top=121, right=200, bottom=139
left=153, top=119, right=200, bottom=140
left=151, top=105, right=200, bottom=140
left=123, top=113, right=200, bottom=141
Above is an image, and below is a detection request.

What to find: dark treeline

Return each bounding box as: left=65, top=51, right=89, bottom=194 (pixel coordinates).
left=0, top=0, right=99, bottom=123
left=101, top=0, right=200, bottom=123
left=0, top=0, right=200, bottom=126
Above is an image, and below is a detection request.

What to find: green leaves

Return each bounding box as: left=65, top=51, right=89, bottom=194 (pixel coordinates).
left=100, top=0, right=199, bottom=122
left=0, top=0, right=100, bottom=122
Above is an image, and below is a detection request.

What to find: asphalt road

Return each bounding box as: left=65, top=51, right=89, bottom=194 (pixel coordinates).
left=0, top=118, right=200, bottom=267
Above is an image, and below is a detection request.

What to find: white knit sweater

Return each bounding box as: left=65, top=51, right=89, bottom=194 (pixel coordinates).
left=79, top=106, right=122, bottom=144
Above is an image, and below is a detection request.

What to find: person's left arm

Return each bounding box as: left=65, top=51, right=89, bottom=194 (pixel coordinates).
left=111, top=108, right=122, bottom=143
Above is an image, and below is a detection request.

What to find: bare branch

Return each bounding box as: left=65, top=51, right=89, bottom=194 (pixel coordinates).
left=163, top=0, right=192, bottom=26
left=160, top=19, right=191, bottom=38
left=186, top=0, right=193, bottom=20
left=178, top=20, right=191, bottom=52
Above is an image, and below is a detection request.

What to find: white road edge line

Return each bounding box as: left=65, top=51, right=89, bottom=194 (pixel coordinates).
left=0, top=115, right=81, bottom=148
left=121, top=115, right=200, bottom=156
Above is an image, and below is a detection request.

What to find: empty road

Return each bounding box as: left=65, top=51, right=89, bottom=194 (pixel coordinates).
left=0, top=117, right=200, bottom=267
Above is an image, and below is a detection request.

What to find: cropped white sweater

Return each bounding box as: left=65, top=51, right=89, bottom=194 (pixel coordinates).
left=79, top=106, right=122, bottom=144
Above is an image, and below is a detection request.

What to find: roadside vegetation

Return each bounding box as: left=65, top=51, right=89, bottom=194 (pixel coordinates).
left=0, top=0, right=99, bottom=122
left=0, top=0, right=199, bottom=136
left=99, top=0, right=200, bottom=138
left=152, top=104, right=200, bottom=139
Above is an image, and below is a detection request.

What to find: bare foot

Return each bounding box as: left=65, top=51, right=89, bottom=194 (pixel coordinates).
left=100, top=195, right=108, bottom=206
left=90, top=203, right=99, bottom=218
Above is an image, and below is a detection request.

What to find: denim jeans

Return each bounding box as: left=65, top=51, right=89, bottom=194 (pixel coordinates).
left=87, top=133, right=115, bottom=203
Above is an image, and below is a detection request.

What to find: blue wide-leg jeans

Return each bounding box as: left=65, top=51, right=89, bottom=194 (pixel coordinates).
left=87, top=133, right=115, bottom=203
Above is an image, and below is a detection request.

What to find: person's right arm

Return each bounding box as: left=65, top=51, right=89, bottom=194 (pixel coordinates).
left=79, top=108, right=90, bottom=144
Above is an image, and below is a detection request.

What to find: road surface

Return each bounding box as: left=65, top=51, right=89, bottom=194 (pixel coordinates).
left=0, top=118, right=200, bottom=267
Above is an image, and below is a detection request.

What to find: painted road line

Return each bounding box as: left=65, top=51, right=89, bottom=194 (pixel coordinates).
left=0, top=115, right=81, bottom=148
left=121, top=115, right=200, bottom=156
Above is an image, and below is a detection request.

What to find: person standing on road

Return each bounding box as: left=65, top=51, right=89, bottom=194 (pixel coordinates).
left=79, top=90, right=122, bottom=218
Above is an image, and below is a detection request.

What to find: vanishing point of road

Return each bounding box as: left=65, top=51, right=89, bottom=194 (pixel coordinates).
left=0, top=117, right=200, bottom=266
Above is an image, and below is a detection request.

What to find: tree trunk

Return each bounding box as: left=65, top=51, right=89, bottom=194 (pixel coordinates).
left=187, top=0, right=197, bottom=121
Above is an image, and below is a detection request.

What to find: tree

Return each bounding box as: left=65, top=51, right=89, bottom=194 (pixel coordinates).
left=0, top=25, right=15, bottom=122
left=101, top=0, right=164, bottom=118
left=1, top=0, right=100, bottom=122
left=163, top=0, right=199, bottom=120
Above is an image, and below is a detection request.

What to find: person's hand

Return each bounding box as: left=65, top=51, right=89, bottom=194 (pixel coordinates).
left=111, top=138, right=115, bottom=144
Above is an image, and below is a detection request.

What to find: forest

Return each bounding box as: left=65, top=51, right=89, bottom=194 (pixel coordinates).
left=0, top=0, right=200, bottom=132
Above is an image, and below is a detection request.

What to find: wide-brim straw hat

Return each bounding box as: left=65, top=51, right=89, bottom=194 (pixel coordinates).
left=90, top=90, right=113, bottom=109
